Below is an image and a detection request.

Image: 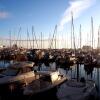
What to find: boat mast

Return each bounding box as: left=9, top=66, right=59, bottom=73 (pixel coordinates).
left=97, top=26, right=100, bottom=50
left=80, top=24, right=82, bottom=49
left=55, top=25, right=57, bottom=49
left=14, top=30, right=17, bottom=47
left=71, top=12, right=76, bottom=53
left=41, top=32, right=42, bottom=49
left=19, top=27, right=21, bottom=48
left=32, top=26, right=34, bottom=49
left=71, top=12, right=73, bottom=49
left=9, top=30, right=11, bottom=48
left=71, top=12, right=79, bottom=81
left=27, top=29, right=32, bottom=49
left=16, top=27, right=21, bottom=48
left=71, top=13, right=72, bottom=49
left=27, top=29, right=28, bottom=49
left=49, top=25, right=57, bottom=49
left=48, top=33, right=51, bottom=49
left=32, top=26, right=39, bottom=49
left=42, top=33, right=44, bottom=49
left=91, top=17, right=94, bottom=50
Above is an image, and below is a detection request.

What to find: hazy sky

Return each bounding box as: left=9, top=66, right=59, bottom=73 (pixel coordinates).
left=0, top=0, right=100, bottom=48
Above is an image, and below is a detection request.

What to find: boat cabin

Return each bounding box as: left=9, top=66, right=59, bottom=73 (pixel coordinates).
left=35, top=71, right=60, bottom=83
left=1, top=61, right=34, bottom=76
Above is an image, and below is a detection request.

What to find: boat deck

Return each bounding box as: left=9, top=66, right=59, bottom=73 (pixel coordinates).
left=57, top=79, right=96, bottom=100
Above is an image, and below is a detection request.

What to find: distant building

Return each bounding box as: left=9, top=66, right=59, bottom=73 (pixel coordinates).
left=82, top=45, right=92, bottom=51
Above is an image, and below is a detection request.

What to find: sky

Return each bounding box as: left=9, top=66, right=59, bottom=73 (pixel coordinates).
left=0, top=0, right=100, bottom=48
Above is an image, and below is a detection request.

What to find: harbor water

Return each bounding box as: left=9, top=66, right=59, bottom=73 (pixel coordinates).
left=0, top=61, right=100, bottom=99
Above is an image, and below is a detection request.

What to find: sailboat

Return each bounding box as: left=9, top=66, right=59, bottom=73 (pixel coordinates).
left=57, top=14, right=98, bottom=100
left=84, top=17, right=97, bottom=67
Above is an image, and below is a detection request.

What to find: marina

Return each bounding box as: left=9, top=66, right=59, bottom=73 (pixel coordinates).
left=0, top=48, right=99, bottom=100
left=0, top=0, right=100, bottom=100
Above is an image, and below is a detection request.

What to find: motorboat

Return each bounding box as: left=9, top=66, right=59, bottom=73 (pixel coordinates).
left=0, top=61, right=35, bottom=95
left=57, top=78, right=98, bottom=100
left=23, top=70, right=67, bottom=99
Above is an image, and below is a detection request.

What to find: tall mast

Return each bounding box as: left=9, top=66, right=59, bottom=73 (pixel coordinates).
left=19, top=27, right=21, bottom=48
left=27, top=29, right=32, bottom=49
left=32, top=26, right=34, bottom=49
left=66, top=32, right=68, bottom=49
left=91, top=17, right=94, bottom=50
left=71, top=12, right=72, bottom=49
left=71, top=12, right=76, bottom=52
left=9, top=30, right=11, bottom=48
left=80, top=24, right=82, bottom=49
left=48, top=33, right=51, bottom=49
left=55, top=25, right=57, bottom=49
left=16, top=27, right=21, bottom=48
left=32, top=26, right=38, bottom=49
left=27, top=29, right=28, bottom=49
left=42, top=33, right=44, bottom=49
left=41, top=32, right=42, bottom=49
left=13, top=30, right=15, bottom=45
left=49, top=25, right=57, bottom=49
left=97, top=26, right=100, bottom=49
left=71, top=12, right=73, bottom=49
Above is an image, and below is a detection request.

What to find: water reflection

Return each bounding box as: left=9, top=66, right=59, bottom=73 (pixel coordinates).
left=67, top=64, right=100, bottom=95
left=0, top=61, right=10, bottom=68
left=0, top=61, right=100, bottom=98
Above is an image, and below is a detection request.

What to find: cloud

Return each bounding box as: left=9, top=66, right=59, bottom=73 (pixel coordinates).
left=0, top=11, right=10, bottom=19
left=58, top=0, right=96, bottom=31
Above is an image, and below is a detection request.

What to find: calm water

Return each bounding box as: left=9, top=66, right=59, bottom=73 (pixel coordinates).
left=57, top=64, right=100, bottom=100
left=0, top=61, right=100, bottom=99
left=0, top=61, right=10, bottom=68
left=67, top=64, right=100, bottom=93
